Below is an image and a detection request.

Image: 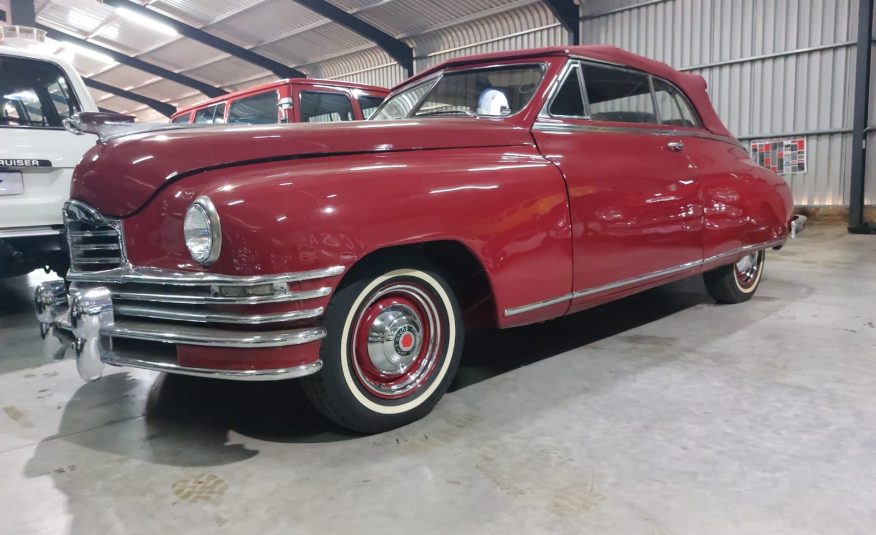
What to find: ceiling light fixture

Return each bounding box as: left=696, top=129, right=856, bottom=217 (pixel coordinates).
left=115, top=6, right=178, bottom=36
left=62, top=41, right=116, bottom=63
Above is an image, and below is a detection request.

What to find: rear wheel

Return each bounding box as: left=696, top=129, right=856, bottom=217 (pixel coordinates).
left=302, top=256, right=463, bottom=433
left=703, top=250, right=765, bottom=304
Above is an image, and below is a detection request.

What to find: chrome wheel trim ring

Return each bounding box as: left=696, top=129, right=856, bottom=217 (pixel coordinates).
left=734, top=251, right=762, bottom=290
left=351, top=282, right=442, bottom=399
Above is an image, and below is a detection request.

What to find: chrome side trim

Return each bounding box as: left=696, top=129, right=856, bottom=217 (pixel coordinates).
left=67, top=265, right=345, bottom=286
left=504, top=239, right=786, bottom=317
left=702, top=238, right=785, bottom=266
left=102, top=320, right=326, bottom=348
left=113, top=303, right=324, bottom=324
left=0, top=226, right=62, bottom=238
left=500, top=294, right=574, bottom=317
left=570, top=259, right=702, bottom=301
left=112, top=286, right=332, bottom=305
left=533, top=120, right=744, bottom=148
left=102, top=353, right=323, bottom=381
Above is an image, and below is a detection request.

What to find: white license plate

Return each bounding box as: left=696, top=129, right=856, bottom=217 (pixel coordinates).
left=0, top=172, right=24, bottom=196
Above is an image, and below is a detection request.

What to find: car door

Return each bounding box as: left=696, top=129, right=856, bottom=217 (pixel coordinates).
left=530, top=60, right=703, bottom=309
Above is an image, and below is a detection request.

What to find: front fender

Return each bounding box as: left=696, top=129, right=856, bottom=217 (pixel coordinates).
left=122, top=147, right=573, bottom=327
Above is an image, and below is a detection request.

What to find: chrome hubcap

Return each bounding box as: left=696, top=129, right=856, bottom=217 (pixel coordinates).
left=734, top=252, right=760, bottom=287
left=351, top=282, right=443, bottom=399
left=366, top=304, right=423, bottom=374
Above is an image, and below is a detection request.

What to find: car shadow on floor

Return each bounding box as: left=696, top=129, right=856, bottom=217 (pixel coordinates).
left=30, top=275, right=718, bottom=468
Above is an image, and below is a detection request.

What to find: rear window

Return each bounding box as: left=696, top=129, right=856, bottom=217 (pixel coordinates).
left=300, top=91, right=354, bottom=123
left=193, top=103, right=226, bottom=124
left=652, top=78, right=700, bottom=127
left=0, top=55, right=81, bottom=128
left=357, top=95, right=384, bottom=119
left=581, top=63, right=657, bottom=125
left=228, top=91, right=279, bottom=124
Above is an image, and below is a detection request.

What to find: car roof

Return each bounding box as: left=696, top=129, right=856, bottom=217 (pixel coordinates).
left=389, top=45, right=734, bottom=139
left=393, top=45, right=685, bottom=92
left=0, top=44, right=77, bottom=69
left=174, top=78, right=389, bottom=117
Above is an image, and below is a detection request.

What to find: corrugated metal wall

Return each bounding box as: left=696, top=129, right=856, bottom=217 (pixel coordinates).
left=582, top=0, right=861, bottom=206
left=304, top=1, right=569, bottom=90
left=409, top=2, right=567, bottom=72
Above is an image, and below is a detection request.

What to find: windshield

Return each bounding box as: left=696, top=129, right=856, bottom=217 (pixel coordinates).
left=371, top=64, right=545, bottom=120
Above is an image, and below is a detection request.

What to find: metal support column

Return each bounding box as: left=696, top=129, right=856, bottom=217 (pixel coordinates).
left=849, top=0, right=875, bottom=233
left=10, top=0, right=35, bottom=26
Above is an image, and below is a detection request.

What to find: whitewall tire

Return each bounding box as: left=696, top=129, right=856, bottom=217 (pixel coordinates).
left=302, top=256, right=463, bottom=433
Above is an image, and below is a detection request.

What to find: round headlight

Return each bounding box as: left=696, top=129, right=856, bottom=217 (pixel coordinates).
left=184, top=196, right=221, bottom=266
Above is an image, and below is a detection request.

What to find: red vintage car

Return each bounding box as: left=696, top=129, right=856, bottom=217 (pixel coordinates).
left=35, top=46, right=805, bottom=433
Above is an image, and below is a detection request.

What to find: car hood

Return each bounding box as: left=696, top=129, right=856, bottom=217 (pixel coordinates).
left=71, top=119, right=535, bottom=217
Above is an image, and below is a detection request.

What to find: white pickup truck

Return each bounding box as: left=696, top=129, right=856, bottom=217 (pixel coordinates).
left=0, top=42, right=98, bottom=278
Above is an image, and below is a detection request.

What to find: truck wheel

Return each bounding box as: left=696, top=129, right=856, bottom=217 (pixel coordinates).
left=302, top=257, right=464, bottom=434
left=703, top=250, right=765, bottom=304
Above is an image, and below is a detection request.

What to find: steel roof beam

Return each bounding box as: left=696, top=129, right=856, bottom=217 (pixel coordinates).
left=102, top=0, right=305, bottom=79
left=84, top=78, right=176, bottom=117
left=542, top=0, right=580, bottom=45
left=37, top=24, right=226, bottom=98
left=291, top=0, right=413, bottom=76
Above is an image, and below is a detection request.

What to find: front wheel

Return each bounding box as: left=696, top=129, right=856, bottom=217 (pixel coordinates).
left=302, top=257, right=463, bottom=433
left=703, top=250, right=765, bottom=304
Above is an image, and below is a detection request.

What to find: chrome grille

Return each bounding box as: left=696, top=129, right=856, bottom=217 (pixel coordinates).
left=63, top=201, right=125, bottom=271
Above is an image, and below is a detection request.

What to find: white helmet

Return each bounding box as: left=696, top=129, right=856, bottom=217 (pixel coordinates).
left=477, top=89, right=510, bottom=116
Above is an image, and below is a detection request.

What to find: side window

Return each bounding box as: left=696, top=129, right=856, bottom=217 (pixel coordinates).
left=46, top=78, right=73, bottom=119
left=193, top=106, right=213, bottom=124
left=548, top=64, right=586, bottom=117
left=228, top=91, right=279, bottom=124
left=357, top=95, right=384, bottom=119
left=171, top=114, right=191, bottom=124
left=193, top=103, right=225, bottom=124
left=213, top=103, right=226, bottom=124
left=300, top=91, right=354, bottom=123
left=0, top=55, right=81, bottom=127
left=581, top=63, right=658, bottom=125
left=652, top=78, right=700, bottom=127
left=371, top=81, right=434, bottom=120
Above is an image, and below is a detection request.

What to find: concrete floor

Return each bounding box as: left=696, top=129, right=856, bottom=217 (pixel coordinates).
left=1, top=225, right=874, bottom=534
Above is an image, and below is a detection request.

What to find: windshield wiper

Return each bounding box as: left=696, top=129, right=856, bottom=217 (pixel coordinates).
left=415, top=107, right=479, bottom=119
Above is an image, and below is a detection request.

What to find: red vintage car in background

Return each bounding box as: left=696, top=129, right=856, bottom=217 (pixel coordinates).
left=169, top=78, right=388, bottom=125
left=35, top=46, right=805, bottom=433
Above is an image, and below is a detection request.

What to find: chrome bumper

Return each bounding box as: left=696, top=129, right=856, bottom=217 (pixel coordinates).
left=34, top=280, right=326, bottom=382
left=790, top=214, right=807, bottom=238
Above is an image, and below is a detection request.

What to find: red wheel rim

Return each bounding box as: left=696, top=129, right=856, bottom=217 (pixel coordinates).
left=350, top=281, right=443, bottom=399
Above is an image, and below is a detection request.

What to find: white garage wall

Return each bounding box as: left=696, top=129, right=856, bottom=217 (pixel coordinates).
left=582, top=0, right=861, bottom=206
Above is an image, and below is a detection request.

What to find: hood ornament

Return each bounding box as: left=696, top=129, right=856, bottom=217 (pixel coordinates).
left=63, top=112, right=207, bottom=143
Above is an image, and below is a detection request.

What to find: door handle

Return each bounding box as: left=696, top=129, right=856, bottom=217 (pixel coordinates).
left=667, top=141, right=685, bottom=152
